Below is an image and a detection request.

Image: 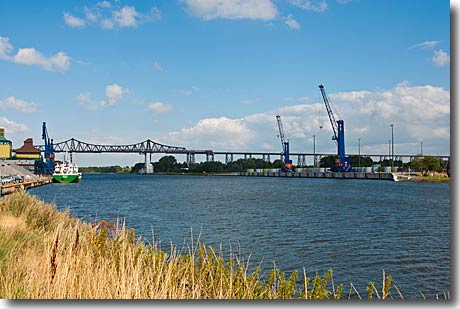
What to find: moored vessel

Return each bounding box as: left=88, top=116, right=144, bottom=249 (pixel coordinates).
left=52, top=161, right=82, bottom=183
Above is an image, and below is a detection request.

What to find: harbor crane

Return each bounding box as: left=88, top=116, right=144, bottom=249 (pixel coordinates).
left=276, top=115, right=294, bottom=172
left=318, top=84, right=352, bottom=172
left=35, top=122, right=55, bottom=175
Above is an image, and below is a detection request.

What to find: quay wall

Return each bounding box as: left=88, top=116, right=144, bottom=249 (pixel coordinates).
left=239, top=171, right=394, bottom=181
left=1, top=177, right=52, bottom=196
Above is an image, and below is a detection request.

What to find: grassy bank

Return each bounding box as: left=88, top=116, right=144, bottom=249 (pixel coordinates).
left=408, top=175, right=450, bottom=183
left=0, top=191, right=446, bottom=299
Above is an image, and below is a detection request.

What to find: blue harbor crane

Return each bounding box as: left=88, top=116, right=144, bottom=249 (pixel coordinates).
left=276, top=115, right=294, bottom=172
left=34, top=122, right=55, bottom=175
left=318, top=84, right=352, bottom=172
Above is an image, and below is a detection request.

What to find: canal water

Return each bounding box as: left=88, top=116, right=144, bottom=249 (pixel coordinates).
left=28, top=174, right=451, bottom=299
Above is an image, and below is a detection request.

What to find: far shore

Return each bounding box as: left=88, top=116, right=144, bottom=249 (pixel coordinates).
left=78, top=170, right=450, bottom=183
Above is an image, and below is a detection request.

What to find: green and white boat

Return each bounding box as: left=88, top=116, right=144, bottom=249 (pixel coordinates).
left=52, top=161, right=82, bottom=183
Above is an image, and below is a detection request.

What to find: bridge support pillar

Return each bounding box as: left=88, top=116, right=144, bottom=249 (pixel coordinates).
left=297, top=154, right=306, bottom=167
left=206, top=153, right=214, bottom=162
left=225, top=153, right=233, bottom=164
left=187, top=152, right=195, bottom=166
left=143, top=152, right=154, bottom=174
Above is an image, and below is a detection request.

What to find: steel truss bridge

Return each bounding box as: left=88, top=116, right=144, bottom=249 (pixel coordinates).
left=36, top=138, right=450, bottom=170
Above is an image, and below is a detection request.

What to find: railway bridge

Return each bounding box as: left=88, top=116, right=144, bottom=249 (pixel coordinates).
left=35, top=138, right=450, bottom=173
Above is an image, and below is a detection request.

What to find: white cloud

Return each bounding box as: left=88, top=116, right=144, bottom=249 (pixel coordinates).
left=409, top=40, right=439, bottom=49
left=289, top=0, right=328, bottom=12
left=0, top=36, right=71, bottom=72
left=142, top=7, right=162, bottom=23
left=63, top=12, right=86, bottom=28
left=165, top=83, right=450, bottom=156
left=0, top=117, right=28, bottom=133
left=113, top=6, right=139, bottom=27
left=77, top=83, right=129, bottom=109
left=13, top=48, right=71, bottom=72
left=96, top=1, right=112, bottom=8
left=0, top=96, right=39, bottom=112
left=13, top=48, right=47, bottom=67
left=432, top=49, right=450, bottom=67
left=181, top=0, right=278, bottom=21
left=0, top=36, right=13, bottom=60
left=64, top=3, right=160, bottom=29
left=168, top=117, right=256, bottom=149
left=76, top=92, right=98, bottom=109
left=101, top=83, right=129, bottom=108
left=285, top=14, right=301, bottom=30
left=101, top=19, right=115, bottom=29
left=147, top=102, right=173, bottom=113
left=83, top=6, right=100, bottom=22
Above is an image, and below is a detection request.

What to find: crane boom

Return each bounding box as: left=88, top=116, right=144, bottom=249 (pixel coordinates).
left=319, top=84, right=339, bottom=143
left=276, top=115, right=286, bottom=152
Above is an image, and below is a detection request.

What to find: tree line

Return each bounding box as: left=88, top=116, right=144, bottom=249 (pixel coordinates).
left=79, top=155, right=448, bottom=175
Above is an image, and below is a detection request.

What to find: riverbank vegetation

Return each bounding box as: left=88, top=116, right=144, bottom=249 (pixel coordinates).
left=79, top=166, right=132, bottom=174
left=1, top=191, right=445, bottom=300
left=80, top=155, right=449, bottom=179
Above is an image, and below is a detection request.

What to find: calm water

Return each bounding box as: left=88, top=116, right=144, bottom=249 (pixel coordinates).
left=28, top=174, right=451, bottom=299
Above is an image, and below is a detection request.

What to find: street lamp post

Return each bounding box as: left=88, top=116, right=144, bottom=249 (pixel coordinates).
left=390, top=124, right=394, bottom=170
left=358, top=138, right=361, bottom=168
left=388, top=140, right=391, bottom=165
left=313, top=135, right=316, bottom=167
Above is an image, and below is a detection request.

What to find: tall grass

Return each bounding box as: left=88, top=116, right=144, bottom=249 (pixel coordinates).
left=0, top=190, right=448, bottom=299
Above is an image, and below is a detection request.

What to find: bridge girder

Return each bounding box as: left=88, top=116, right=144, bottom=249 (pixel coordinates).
left=35, top=138, right=450, bottom=163
left=37, top=138, right=188, bottom=154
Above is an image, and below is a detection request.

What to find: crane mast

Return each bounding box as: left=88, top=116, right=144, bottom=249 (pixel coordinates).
left=318, top=84, right=352, bottom=172
left=40, top=122, right=55, bottom=174
left=276, top=115, right=293, bottom=172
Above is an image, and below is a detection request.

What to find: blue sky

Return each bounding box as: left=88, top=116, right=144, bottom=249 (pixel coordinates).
left=0, top=0, right=452, bottom=166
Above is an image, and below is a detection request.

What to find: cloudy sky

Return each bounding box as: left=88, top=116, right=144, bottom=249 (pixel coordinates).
left=0, top=0, right=452, bottom=166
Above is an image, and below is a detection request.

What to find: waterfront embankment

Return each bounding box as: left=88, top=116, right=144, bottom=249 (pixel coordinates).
left=1, top=177, right=52, bottom=196
left=1, top=159, right=53, bottom=196
left=0, top=190, right=433, bottom=300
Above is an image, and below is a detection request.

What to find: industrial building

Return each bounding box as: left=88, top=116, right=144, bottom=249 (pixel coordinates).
left=0, top=128, right=12, bottom=159
left=14, top=138, right=41, bottom=160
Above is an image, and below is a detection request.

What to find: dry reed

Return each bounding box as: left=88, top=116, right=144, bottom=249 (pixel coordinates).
left=0, top=190, right=448, bottom=300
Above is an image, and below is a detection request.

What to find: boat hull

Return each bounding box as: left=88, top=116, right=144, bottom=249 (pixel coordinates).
left=52, top=174, right=80, bottom=183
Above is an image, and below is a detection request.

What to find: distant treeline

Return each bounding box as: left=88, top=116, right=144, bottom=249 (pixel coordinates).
left=79, top=166, right=131, bottom=174
left=80, top=155, right=447, bottom=175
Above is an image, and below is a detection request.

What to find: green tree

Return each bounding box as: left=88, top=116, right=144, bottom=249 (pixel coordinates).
left=319, top=155, right=337, bottom=168
left=154, top=155, right=179, bottom=172
left=131, top=162, right=145, bottom=173
left=349, top=155, right=373, bottom=167
left=423, top=156, right=441, bottom=172
left=411, top=156, right=441, bottom=175
left=189, top=161, right=225, bottom=173
left=272, top=159, right=284, bottom=169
